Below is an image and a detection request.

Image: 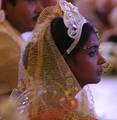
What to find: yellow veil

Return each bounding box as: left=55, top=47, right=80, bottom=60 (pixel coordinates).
left=13, top=1, right=97, bottom=120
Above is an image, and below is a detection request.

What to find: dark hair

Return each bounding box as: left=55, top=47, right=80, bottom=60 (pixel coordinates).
left=8, top=0, right=16, bottom=5
left=51, top=17, right=95, bottom=57
left=2, top=0, right=16, bottom=10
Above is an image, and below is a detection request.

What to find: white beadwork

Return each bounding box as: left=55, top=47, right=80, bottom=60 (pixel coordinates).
left=59, top=0, right=87, bottom=54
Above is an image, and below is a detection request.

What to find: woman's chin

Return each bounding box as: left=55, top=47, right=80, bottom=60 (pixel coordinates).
left=95, top=75, right=102, bottom=83
left=89, top=76, right=102, bottom=85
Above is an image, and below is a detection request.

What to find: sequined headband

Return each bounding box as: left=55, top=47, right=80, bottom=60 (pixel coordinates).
left=59, top=0, right=87, bottom=54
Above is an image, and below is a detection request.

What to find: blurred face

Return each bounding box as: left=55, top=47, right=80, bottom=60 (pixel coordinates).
left=4, top=0, right=56, bottom=33
left=66, top=32, right=106, bottom=87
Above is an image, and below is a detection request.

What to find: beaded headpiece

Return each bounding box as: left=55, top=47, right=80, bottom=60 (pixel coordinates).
left=59, top=0, right=87, bottom=54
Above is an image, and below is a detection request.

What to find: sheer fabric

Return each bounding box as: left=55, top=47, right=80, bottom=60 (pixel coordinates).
left=13, top=3, right=97, bottom=120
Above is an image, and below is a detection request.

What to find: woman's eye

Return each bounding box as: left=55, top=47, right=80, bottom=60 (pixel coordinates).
left=88, top=50, right=97, bottom=57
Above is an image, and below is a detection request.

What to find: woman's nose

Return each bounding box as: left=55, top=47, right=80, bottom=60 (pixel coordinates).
left=98, top=54, right=106, bottom=65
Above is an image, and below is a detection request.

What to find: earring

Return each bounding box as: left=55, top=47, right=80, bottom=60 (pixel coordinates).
left=102, top=61, right=112, bottom=74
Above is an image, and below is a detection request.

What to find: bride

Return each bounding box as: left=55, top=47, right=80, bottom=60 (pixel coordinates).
left=1, top=0, right=106, bottom=120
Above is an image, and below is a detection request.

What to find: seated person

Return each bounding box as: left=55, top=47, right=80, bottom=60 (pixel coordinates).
left=10, top=0, right=106, bottom=120
left=0, top=0, right=56, bottom=97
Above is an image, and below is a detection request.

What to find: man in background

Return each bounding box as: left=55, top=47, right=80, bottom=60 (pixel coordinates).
left=0, top=0, right=56, bottom=98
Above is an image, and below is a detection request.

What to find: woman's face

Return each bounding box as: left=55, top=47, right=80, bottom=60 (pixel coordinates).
left=66, top=32, right=106, bottom=87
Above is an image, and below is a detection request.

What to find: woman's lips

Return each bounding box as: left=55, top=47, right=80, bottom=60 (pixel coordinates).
left=97, top=67, right=103, bottom=76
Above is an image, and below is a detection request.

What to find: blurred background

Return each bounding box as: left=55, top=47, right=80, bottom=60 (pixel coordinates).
left=75, top=0, right=117, bottom=119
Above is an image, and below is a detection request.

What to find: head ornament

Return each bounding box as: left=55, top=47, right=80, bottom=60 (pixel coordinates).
left=59, top=0, right=87, bottom=54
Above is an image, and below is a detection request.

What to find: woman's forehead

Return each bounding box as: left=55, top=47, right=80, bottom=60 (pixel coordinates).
left=84, top=32, right=100, bottom=48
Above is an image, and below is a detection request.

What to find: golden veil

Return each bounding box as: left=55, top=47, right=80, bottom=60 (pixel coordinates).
left=12, top=2, right=97, bottom=120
